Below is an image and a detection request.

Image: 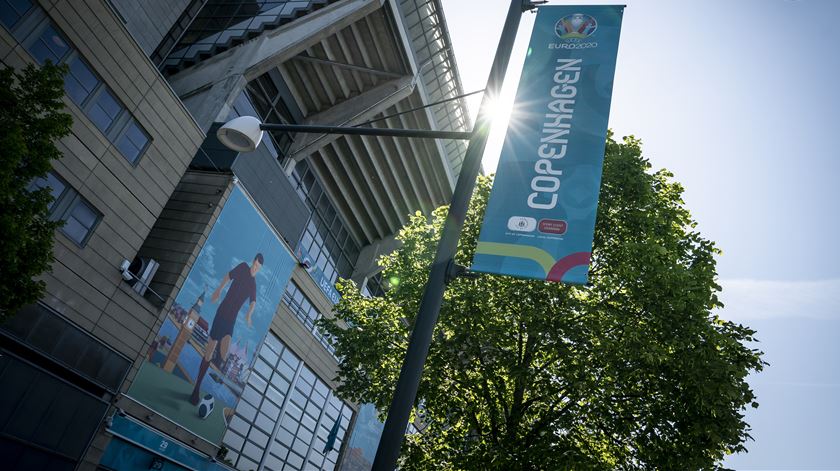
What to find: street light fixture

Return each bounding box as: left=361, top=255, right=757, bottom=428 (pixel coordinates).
left=217, top=116, right=264, bottom=152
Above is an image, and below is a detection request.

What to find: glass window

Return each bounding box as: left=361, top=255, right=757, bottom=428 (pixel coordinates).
left=1, top=0, right=32, bottom=30
left=260, top=399, right=280, bottom=419
left=29, top=171, right=101, bottom=246
left=259, top=342, right=279, bottom=365
left=29, top=171, right=67, bottom=212
left=28, top=24, right=70, bottom=64
left=61, top=198, right=100, bottom=245
left=64, top=56, right=99, bottom=106
left=250, top=372, right=268, bottom=393
left=224, top=430, right=245, bottom=451
left=87, top=88, right=123, bottom=133
left=248, top=427, right=269, bottom=448
left=229, top=415, right=249, bottom=436
left=223, top=331, right=354, bottom=471
left=115, top=118, right=150, bottom=164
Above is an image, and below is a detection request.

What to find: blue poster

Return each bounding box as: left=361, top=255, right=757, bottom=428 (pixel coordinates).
left=128, top=185, right=296, bottom=445
left=471, top=5, right=624, bottom=284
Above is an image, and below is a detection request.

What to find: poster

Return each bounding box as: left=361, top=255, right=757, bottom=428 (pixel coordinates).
left=471, top=5, right=624, bottom=284
left=128, top=185, right=295, bottom=444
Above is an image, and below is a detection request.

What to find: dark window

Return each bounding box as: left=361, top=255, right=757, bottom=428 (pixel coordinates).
left=0, top=355, right=106, bottom=469
left=64, top=56, right=99, bottom=106
left=27, top=23, right=70, bottom=64
left=364, top=272, right=386, bottom=298
left=21, top=16, right=151, bottom=165
left=0, top=304, right=129, bottom=469
left=2, top=304, right=131, bottom=394
left=282, top=282, right=337, bottom=357
left=115, top=118, right=150, bottom=164
left=61, top=199, right=100, bottom=245
left=30, top=171, right=102, bottom=247
left=291, top=160, right=360, bottom=285
left=29, top=171, right=67, bottom=212
left=87, top=88, right=123, bottom=133
left=0, top=0, right=32, bottom=29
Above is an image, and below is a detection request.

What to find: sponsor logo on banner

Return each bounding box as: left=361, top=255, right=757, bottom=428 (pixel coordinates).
left=539, top=219, right=568, bottom=235
left=555, top=13, right=597, bottom=39
left=470, top=5, right=624, bottom=285
left=508, top=216, right=538, bottom=232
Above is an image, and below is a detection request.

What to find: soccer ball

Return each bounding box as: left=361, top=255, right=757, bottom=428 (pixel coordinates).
left=198, top=394, right=214, bottom=419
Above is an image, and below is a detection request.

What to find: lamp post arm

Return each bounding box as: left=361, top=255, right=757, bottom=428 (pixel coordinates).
left=258, top=123, right=472, bottom=140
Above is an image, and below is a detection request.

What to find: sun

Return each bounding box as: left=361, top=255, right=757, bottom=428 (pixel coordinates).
left=483, top=94, right=513, bottom=127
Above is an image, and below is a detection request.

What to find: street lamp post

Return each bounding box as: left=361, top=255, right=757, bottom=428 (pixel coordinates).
left=216, top=2, right=536, bottom=469
left=371, top=2, right=533, bottom=469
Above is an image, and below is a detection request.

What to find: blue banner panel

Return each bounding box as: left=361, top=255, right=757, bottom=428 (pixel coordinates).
left=128, top=185, right=296, bottom=445
left=471, top=5, right=624, bottom=284
left=102, top=415, right=231, bottom=471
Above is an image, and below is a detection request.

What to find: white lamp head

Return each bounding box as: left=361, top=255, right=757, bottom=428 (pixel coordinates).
left=217, top=116, right=264, bottom=152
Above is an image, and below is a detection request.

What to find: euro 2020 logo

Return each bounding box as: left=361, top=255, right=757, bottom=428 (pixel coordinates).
left=555, top=13, right=597, bottom=40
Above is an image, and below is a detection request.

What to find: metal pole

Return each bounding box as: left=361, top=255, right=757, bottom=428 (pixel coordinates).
left=259, top=123, right=472, bottom=140
left=371, top=1, right=528, bottom=469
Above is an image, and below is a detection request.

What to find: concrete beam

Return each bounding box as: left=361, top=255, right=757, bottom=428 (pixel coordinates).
left=389, top=0, right=457, bottom=189
left=290, top=53, right=402, bottom=80
left=167, top=0, right=385, bottom=130
left=350, top=233, right=401, bottom=285
left=288, top=74, right=415, bottom=160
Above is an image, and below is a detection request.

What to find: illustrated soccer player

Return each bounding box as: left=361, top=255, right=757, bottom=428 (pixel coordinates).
left=190, top=253, right=263, bottom=405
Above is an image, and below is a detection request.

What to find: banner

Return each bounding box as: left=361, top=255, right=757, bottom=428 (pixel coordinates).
left=471, top=5, right=624, bottom=284
left=128, top=185, right=296, bottom=444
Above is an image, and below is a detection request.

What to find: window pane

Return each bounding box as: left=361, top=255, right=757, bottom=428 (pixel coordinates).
left=30, top=172, right=67, bottom=211
left=116, top=119, right=149, bottom=164
left=1, top=0, right=32, bottom=29
left=64, top=57, right=99, bottom=106
left=62, top=199, right=98, bottom=245
left=87, top=88, right=122, bottom=133
left=28, top=24, right=70, bottom=64
left=69, top=199, right=98, bottom=228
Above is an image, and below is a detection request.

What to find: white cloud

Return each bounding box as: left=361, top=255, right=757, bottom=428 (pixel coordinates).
left=718, top=279, right=840, bottom=321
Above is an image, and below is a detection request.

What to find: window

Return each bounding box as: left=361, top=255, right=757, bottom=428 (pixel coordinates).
left=282, top=282, right=337, bottom=357
left=64, top=56, right=99, bottom=106
left=15, top=9, right=153, bottom=165
left=30, top=171, right=67, bottom=212
left=0, top=0, right=32, bottom=29
left=30, top=171, right=102, bottom=247
left=222, top=333, right=353, bottom=471
left=115, top=118, right=150, bottom=165
left=27, top=23, right=70, bottom=64
left=61, top=199, right=100, bottom=245
left=291, top=160, right=360, bottom=286
left=87, top=88, right=123, bottom=133
left=364, top=272, right=387, bottom=298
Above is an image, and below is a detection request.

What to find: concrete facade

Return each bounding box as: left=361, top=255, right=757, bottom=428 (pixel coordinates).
left=1, top=0, right=469, bottom=470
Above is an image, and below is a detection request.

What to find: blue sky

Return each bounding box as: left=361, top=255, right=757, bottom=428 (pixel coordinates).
left=442, top=0, right=840, bottom=468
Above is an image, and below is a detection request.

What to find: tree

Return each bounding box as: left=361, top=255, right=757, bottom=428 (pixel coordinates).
left=0, top=63, right=71, bottom=322
left=322, top=134, right=765, bottom=470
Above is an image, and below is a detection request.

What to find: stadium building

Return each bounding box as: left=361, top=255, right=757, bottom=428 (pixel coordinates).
left=0, top=0, right=469, bottom=469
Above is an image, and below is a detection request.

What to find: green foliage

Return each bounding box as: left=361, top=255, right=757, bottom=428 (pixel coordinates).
left=0, top=63, right=71, bottom=321
left=322, top=134, right=765, bottom=470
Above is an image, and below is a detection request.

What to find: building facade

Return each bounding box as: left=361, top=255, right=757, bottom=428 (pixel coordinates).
left=0, top=0, right=468, bottom=470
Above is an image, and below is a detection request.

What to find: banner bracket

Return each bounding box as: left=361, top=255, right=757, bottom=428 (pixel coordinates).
left=445, top=261, right=481, bottom=284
